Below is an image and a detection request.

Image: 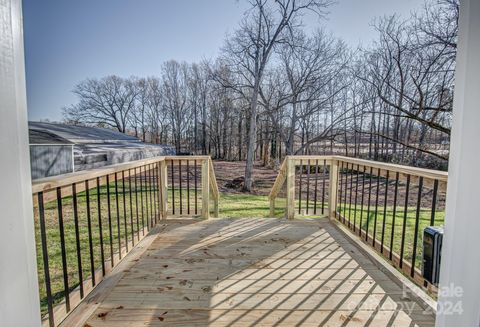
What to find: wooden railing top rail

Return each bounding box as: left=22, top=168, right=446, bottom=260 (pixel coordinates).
left=333, top=156, right=448, bottom=182
left=32, top=155, right=214, bottom=194
left=32, top=156, right=167, bottom=193
left=165, top=155, right=212, bottom=161
left=208, top=159, right=219, bottom=200
left=268, top=158, right=288, bottom=200
left=278, top=155, right=448, bottom=182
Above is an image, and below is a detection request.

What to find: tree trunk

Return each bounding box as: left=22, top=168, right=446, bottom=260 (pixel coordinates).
left=243, top=79, right=260, bottom=191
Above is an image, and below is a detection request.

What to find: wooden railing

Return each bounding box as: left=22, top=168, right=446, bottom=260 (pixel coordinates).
left=32, top=155, right=218, bottom=327
left=269, top=155, right=447, bottom=292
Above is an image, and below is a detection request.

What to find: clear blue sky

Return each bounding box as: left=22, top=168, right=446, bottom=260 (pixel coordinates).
left=23, top=0, right=423, bottom=121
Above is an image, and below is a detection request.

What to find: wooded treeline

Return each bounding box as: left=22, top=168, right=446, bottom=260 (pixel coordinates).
left=63, top=0, right=457, bottom=189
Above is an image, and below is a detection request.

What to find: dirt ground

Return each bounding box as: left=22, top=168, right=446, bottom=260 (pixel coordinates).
left=212, top=161, right=278, bottom=196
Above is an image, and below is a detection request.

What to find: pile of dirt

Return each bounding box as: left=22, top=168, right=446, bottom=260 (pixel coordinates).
left=224, top=176, right=245, bottom=190
left=213, top=161, right=278, bottom=195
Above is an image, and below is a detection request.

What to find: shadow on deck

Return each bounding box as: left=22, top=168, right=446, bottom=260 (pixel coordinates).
left=62, top=218, right=436, bottom=326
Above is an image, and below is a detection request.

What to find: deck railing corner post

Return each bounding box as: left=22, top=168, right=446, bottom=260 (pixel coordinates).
left=286, top=156, right=296, bottom=220
left=269, top=195, right=275, bottom=217
left=201, top=158, right=210, bottom=219
left=328, top=158, right=339, bottom=220
left=159, top=160, right=168, bottom=220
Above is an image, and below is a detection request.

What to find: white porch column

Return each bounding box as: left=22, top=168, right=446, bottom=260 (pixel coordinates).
left=436, top=0, right=480, bottom=326
left=0, top=0, right=41, bottom=326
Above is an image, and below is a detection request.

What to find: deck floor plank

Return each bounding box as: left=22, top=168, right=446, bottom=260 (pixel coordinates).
left=70, top=218, right=435, bottom=326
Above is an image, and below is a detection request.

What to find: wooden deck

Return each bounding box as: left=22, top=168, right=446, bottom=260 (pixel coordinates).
left=62, top=218, right=436, bottom=326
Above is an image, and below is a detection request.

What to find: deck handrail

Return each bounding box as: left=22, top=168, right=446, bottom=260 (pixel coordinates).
left=269, top=154, right=448, bottom=294
left=269, top=155, right=448, bottom=217
left=32, top=155, right=219, bottom=327
left=32, top=156, right=167, bottom=194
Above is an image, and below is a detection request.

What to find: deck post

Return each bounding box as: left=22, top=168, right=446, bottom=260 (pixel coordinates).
left=328, top=158, right=338, bottom=220
left=208, top=159, right=219, bottom=218
left=201, top=159, right=210, bottom=219
left=159, top=160, right=168, bottom=219
left=0, top=0, right=42, bottom=325
left=269, top=197, right=275, bottom=217
left=436, top=0, right=480, bottom=325
left=286, top=157, right=296, bottom=219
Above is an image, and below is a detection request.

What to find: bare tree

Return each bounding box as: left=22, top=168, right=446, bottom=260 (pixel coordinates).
left=63, top=75, right=139, bottom=132
left=222, top=0, right=333, bottom=191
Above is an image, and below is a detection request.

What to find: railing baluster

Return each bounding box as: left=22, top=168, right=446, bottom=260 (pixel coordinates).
left=138, top=166, right=145, bottom=235
left=353, top=165, right=360, bottom=232
left=381, top=171, right=389, bottom=253
left=399, top=174, right=411, bottom=269
left=171, top=160, right=175, bottom=215
left=106, top=174, right=114, bottom=267
left=373, top=168, right=381, bottom=247
left=115, top=173, right=122, bottom=259
left=348, top=163, right=354, bottom=227
left=90, top=180, right=100, bottom=279
left=143, top=166, right=150, bottom=229
left=365, top=167, right=373, bottom=242
left=313, top=159, right=319, bottom=215
left=389, top=172, right=399, bottom=261
left=194, top=159, right=198, bottom=215
left=56, top=187, right=70, bottom=312
left=154, top=163, right=160, bottom=223
left=122, top=171, right=128, bottom=252
left=359, top=166, right=366, bottom=237
left=148, top=164, right=155, bottom=225
left=97, top=175, right=106, bottom=276
left=306, top=160, right=311, bottom=214
left=338, top=161, right=343, bottom=219
left=187, top=160, right=191, bottom=215
left=157, top=162, right=165, bottom=219
left=344, top=162, right=349, bottom=225
left=179, top=160, right=183, bottom=215
left=148, top=164, right=154, bottom=226
left=298, top=160, right=303, bottom=214
left=72, top=183, right=84, bottom=299
left=37, top=192, right=54, bottom=327
left=431, top=179, right=439, bottom=225
left=137, top=167, right=144, bottom=236
left=411, top=176, right=423, bottom=277
left=153, top=163, right=160, bottom=223
left=321, top=159, right=326, bottom=214
left=128, top=169, right=135, bottom=246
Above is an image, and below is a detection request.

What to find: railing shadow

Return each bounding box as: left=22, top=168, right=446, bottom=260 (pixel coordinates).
left=81, top=218, right=435, bottom=326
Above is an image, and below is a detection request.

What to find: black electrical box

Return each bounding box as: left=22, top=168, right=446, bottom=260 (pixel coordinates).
left=422, top=226, right=443, bottom=285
